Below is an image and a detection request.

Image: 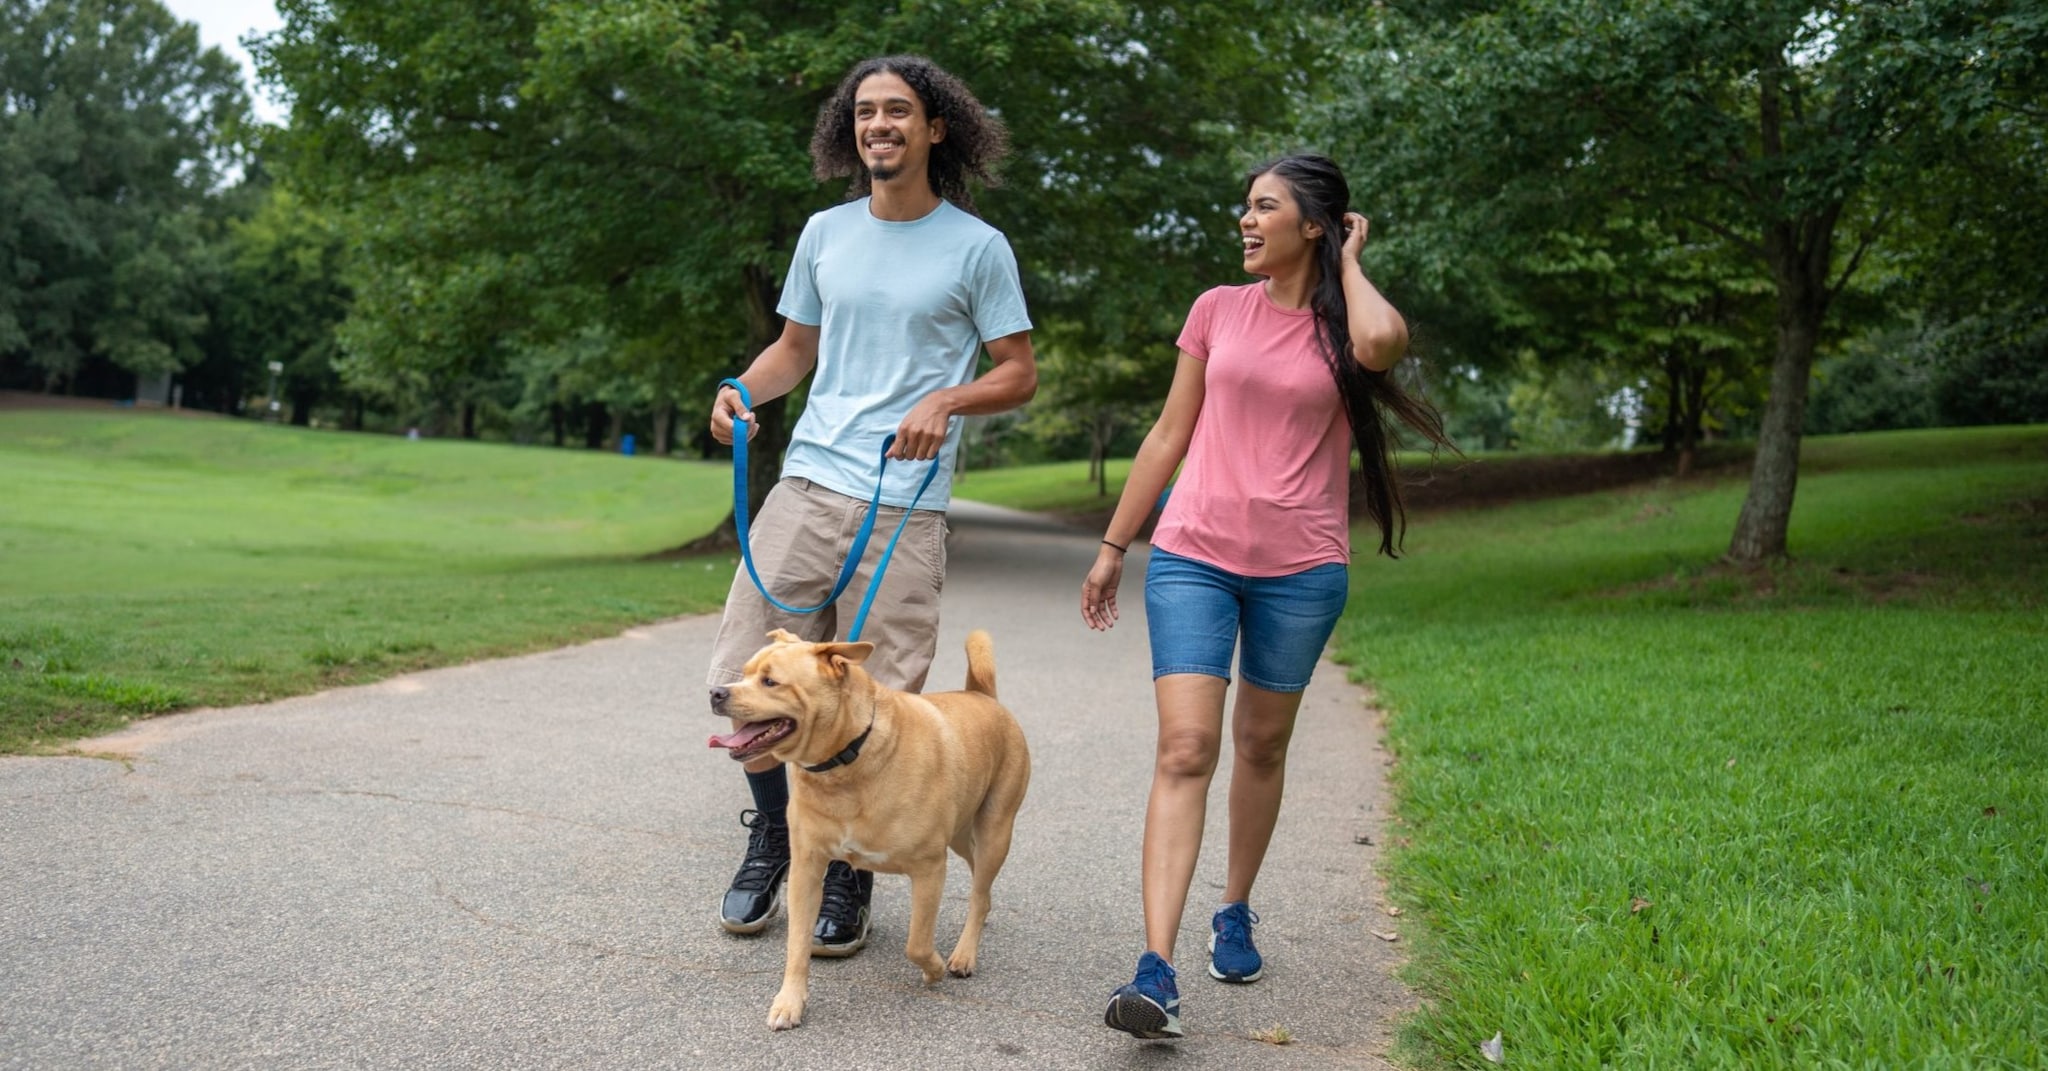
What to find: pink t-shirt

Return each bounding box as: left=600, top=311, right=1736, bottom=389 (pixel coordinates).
left=1151, top=284, right=1353, bottom=577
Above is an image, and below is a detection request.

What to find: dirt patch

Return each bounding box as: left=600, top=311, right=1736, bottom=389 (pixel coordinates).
left=1394, top=444, right=1752, bottom=513
left=1604, top=561, right=1943, bottom=605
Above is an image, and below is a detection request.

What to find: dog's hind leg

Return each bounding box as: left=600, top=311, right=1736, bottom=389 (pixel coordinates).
left=903, top=859, right=949, bottom=984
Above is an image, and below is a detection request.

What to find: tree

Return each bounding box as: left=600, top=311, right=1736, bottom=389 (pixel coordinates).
left=1326, top=0, right=2048, bottom=562
left=254, top=0, right=1315, bottom=542
left=0, top=0, right=248, bottom=394
left=205, top=183, right=355, bottom=424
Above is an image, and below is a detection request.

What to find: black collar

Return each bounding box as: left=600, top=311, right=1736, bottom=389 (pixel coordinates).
left=801, top=721, right=872, bottom=773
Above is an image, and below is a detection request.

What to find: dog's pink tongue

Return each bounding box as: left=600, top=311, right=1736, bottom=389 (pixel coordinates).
left=709, top=721, right=776, bottom=750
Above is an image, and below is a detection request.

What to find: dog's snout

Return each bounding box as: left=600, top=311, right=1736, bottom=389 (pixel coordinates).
left=709, top=685, right=730, bottom=712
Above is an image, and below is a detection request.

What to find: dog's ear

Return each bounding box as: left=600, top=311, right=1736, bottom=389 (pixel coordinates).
left=765, top=628, right=803, bottom=645
left=815, top=641, right=875, bottom=675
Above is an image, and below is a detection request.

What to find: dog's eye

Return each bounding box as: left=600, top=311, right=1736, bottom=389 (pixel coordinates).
left=761, top=676, right=778, bottom=688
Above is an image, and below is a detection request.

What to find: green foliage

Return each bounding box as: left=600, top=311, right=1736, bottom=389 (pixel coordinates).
left=253, top=1, right=1319, bottom=450
left=1319, top=0, right=2048, bottom=557
left=0, top=409, right=736, bottom=750
left=0, top=0, right=250, bottom=392
left=1929, top=314, right=2048, bottom=428
left=1333, top=426, right=2048, bottom=1067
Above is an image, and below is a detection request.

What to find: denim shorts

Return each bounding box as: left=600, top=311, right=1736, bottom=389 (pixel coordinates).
left=1143, top=547, right=1350, bottom=693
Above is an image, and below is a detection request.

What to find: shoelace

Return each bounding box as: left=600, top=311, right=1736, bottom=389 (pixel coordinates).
left=1135, top=955, right=1177, bottom=994
left=730, top=809, right=787, bottom=892
left=1217, top=906, right=1260, bottom=944
left=818, top=863, right=865, bottom=921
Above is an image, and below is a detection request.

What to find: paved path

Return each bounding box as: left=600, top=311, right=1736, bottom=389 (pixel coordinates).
left=0, top=502, right=1416, bottom=1070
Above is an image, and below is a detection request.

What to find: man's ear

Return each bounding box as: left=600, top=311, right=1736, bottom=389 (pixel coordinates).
left=929, top=116, right=946, bottom=144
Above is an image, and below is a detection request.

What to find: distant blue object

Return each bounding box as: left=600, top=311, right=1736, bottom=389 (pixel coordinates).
left=621, top=433, right=636, bottom=456
left=1156, top=484, right=1174, bottom=512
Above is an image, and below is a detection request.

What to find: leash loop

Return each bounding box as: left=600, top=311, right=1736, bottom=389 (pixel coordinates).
left=720, top=377, right=939, bottom=642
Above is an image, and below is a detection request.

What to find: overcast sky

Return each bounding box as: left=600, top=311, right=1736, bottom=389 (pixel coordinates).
left=160, top=0, right=286, bottom=122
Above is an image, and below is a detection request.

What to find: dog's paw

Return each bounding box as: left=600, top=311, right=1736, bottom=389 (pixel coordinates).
left=766, top=988, right=806, bottom=1031
left=945, top=950, right=977, bottom=978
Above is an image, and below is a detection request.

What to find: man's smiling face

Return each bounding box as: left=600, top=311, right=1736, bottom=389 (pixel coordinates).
left=853, top=71, right=944, bottom=186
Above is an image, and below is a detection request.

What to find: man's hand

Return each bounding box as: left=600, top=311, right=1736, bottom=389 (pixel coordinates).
left=891, top=394, right=953, bottom=460
left=710, top=384, right=756, bottom=446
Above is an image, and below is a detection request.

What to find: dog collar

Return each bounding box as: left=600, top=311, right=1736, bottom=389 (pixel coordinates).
left=801, top=721, right=872, bottom=773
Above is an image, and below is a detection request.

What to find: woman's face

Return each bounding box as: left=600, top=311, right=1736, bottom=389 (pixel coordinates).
left=1239, top=172, right=1322, bottom=278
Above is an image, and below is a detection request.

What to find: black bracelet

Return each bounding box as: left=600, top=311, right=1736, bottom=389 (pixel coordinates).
left=1102, top=539, right=1128, bottom=554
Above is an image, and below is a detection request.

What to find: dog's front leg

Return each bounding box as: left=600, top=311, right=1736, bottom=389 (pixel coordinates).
left=767, top=849, right=825, bottom=1030
left=902, top=859, right=949, bottom=984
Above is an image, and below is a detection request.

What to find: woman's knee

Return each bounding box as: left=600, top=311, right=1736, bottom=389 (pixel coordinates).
left=1155, top=727, right=1221, bottom=779
left=1233, top=726, right=1293, bottom=771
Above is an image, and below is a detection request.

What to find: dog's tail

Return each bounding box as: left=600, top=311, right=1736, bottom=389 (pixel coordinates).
left=962, top=629, right=997, bottom=697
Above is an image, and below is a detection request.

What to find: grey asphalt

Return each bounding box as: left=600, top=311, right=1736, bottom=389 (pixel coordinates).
left=0, top=500, right=1416, bottom=1070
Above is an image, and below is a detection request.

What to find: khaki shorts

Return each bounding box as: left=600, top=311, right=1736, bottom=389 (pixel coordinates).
left=706, top=477, right=949, bottom=692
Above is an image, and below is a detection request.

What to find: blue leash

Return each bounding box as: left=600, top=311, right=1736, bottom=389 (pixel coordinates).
left=721, top=378, right=940, bottom=642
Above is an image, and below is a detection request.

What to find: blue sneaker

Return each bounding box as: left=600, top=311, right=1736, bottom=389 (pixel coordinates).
left=1208, top=902, right=1263, bottom=982
left=1105, top=950, right=1183, bottom=1039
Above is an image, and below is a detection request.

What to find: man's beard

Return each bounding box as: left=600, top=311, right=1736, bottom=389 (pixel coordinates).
left=869, top=163, right=902, bottom=183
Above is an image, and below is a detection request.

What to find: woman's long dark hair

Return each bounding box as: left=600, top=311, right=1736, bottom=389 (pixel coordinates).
left=1246, top=153, right=1454, bottom=558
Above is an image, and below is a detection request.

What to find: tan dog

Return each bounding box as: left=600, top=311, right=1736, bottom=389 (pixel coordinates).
left=708, top=628, right=1030, bottom=1031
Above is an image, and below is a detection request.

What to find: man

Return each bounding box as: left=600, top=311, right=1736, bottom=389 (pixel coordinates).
left=705, top=54, right=1037, bottom=958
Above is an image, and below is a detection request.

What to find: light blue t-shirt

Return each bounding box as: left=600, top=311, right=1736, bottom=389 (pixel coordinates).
left=776, top=198, right=1032, bottom=510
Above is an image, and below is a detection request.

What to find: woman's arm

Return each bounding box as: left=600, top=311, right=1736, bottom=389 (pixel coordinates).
left=1081, top=353, right=1208, bottom=631
left=1339, top=212, right=1409, bottom=372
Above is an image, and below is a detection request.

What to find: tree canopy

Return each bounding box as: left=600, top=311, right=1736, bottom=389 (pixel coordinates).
left=0, top=0, right=249, bottom=393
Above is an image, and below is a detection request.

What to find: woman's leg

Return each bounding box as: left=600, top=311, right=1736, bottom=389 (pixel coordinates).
left=1221, top=682, right=1306, bottom=904
left=1220, top=560, right=1347, bottom=906
left=1141, top=672, right=1229, bottom=963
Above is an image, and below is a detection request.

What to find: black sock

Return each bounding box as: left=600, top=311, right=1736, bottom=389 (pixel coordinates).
left=745, top=766, right=789, bottom=824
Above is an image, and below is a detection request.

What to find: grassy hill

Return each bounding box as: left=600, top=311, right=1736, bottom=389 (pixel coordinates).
left=1, top=408, right=738, bottom=750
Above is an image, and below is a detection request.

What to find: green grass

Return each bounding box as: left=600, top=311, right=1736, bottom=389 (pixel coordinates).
left=952, top=457, right=1133, bottom=514
left=1319, top=426, right=2048, bottom=1069
left=1, top=409, right=738, bottom=751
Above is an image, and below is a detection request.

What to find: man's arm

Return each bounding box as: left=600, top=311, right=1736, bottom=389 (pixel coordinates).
left=890, top=329, right=1037, bottom=460
left=709, top=320, right=822, bottom=445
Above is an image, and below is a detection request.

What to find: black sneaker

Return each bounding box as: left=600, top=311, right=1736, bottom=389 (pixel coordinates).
left=718, top=809, right=789, bottom=935
left=810, top=861, right=873, bottom=957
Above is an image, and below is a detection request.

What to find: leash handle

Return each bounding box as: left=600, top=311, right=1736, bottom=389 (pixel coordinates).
left=721, top=378, right=940, bottom=641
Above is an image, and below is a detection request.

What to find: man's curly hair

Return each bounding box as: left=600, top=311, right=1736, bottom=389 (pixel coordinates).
left=810, top=55, right=1010, bottom=215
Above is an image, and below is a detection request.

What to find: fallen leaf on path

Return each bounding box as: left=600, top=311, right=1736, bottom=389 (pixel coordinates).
left=1371, top=929, right=1400, bottom=942
left=1481, top=1031, right=1504, bottom=1063
left=1249, top=1024, right=1294, bottom=1045
left=1630, top=897, right=1653, bottom=914
left=1385, top=905, right=1403, bottom=917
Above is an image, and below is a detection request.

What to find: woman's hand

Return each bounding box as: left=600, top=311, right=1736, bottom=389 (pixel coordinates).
left=1340, top=211, right=1369, bottom=264
left=1081, top=547, right=1125, bottom=631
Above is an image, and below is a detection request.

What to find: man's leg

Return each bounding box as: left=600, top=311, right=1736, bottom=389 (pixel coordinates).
left=805, top=503, right=948, bottom=954
left=705, top=479, right=857, bottom=934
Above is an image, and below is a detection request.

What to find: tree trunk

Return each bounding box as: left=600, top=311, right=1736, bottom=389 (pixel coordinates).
left=550, top=402, right=566, bottom=447
left=583, top=401, right=607, bottom=449
left=654, top=402, right=674, bottom=456
left=460, top=402, right=478, bottom=439
left=1727, top=213, right=1835, bottom=563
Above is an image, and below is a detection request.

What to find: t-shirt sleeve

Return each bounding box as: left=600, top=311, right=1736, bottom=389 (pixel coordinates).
left=1175, top=287, right=1219, bottom=361
left=967, top=234, right=1033, bottom=341
left=775, top=215, right=824, bottom=327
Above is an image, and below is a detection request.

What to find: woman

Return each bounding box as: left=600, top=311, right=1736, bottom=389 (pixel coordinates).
left=1082, top=153, right=1451, bottom=1040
